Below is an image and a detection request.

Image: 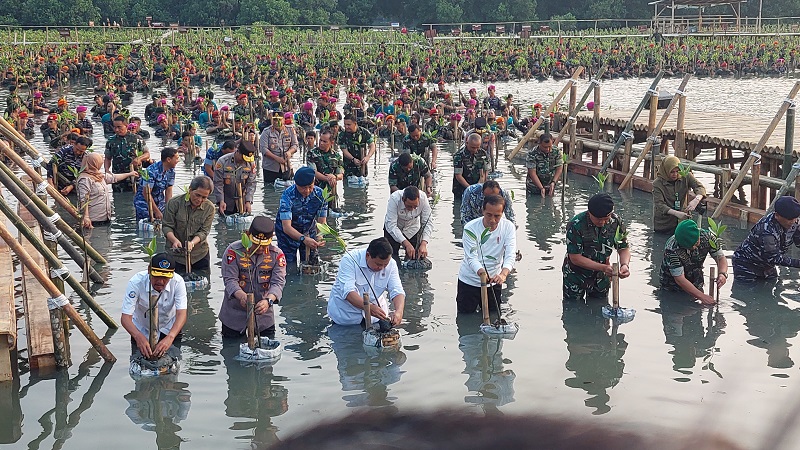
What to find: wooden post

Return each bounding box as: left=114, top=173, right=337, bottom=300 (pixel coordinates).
left=619, top=74, right=691, bottom=190
left=796, top=172, right=800, bottom=201
left=785, top=105, right=795, bottom=178
left=0, top=240, right=16, bottom=381
left=612, top=263, right=619, bottom=310
left=623, top=138, right=633, bottom=174
left=246, top=293, right=255, bottom=350
left=712, top=81, right=800, bottom=218
left=675, top=94, right=687, bottom=158
left=43, top=229, right=70, bottom=368
left=709, top=267, right=716, bottom=298
left=648, top=91, right=658, bottom=135
left=568, top=81, right=577, bottom=158
left=721, top=167, right=731, bottom=199
left=362, top=292, right=372, bottom=331
left=19, top=222, right=56, bottom=370
left=751, top=161, right=762, bottom=209
left=592, top=82, right=601, bottom=141
left=508, top=66, right=584, bottom=159
left=480, top=272, right=489, bottom=326
left=0, top=160, right=106, bottom=264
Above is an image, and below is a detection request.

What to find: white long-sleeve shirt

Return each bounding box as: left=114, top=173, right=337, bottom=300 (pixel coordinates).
left=458, top=216, right=516, bottom=287
left=383, top=190, right=433, bottom=244
left=327, top=248, right=405, bottom=325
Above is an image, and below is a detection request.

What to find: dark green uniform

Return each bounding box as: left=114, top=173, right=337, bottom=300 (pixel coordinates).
left=338, top=127, right=374, bottom=177
left=388, top=154, right=429, bottom=190
left=526, top=145, right=563, bottom=194
left=105, top=133, right=147, bottom=173
left=659, top=230, right=723, bottom=291
left=232, top=104, right=253, bottom=121
left=307, top=146, right=344, bottom=190
left=452, top=146, right=489, bottom=196
left=563, top=211, right=629, bottom=300
left=402, top=134, right=435, bottom=160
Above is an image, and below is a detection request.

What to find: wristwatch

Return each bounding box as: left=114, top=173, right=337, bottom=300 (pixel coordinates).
left=299, top=235, right=306, bottom=243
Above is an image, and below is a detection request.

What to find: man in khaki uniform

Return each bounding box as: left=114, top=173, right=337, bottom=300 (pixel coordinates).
left=213, top=140, right=257, bottom=215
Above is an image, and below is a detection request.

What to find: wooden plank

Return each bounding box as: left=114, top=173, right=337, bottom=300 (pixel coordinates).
left=19, top=221, right=56, bottom=370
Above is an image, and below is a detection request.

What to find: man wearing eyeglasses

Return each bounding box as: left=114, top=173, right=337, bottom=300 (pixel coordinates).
left=526, top=133, right=563, bottom=198
left=563, top=193, right=631, bottom=301
left=260, top=111, right=298, bottom=183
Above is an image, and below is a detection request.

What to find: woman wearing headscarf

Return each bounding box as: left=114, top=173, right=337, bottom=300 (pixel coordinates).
left=76, top=153, right=138, bottom=228
left=653, top=155, right=707, bottom=233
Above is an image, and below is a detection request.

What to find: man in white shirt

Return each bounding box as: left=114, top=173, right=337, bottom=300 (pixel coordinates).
left=383, top=186, right=433, bottom=261
left=121, top=253, right=188, bottom=359
left=327, top=238, right=406, bottom=327
left=457, top=194, right=516, bottom=313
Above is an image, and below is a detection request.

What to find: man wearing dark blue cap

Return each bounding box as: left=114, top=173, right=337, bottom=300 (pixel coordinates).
left=275, top=166, right=328, bottom=266
left=121, top=253, right=187, bottom=358
left=733, top=196, right=800, bottom=282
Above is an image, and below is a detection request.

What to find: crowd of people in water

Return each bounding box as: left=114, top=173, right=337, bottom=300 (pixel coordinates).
left=1, top=31, right=799, bottom=371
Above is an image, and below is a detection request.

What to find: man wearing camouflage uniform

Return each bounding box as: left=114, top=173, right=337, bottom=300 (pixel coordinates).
left=733, top=196, right=800, bottom=282
left=659, top=219, right=727, bottom=305
left=339, top=114, right=375, bottom=177
left=388, top=152, right=432, bottom=194
left=563, top=193, right=631, bottom=301
left=307, top=130, right=343, bottom=192
left=526, top=133, right=563, bottom=197
left=452, top=133, right=489, bottom=198
left=403, top=123, right=438, bottom=169
left=104, top=115, right=150, bottom=192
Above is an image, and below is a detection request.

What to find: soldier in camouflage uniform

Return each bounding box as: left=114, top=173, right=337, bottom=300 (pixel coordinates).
left=104, top=116, right=150, bottom=192
left=339, top=114, right=375, bottom=177
left=563, top=194, right=631, bottom=301
left=388, top=152, right=432, bottom=194
left=733, top=196, right=800, bottom=282
left=232, top=93, right=253, bottom=122
left=403, top=123, right=438, bottom=169
left=452, top=133, right=489, bottom=197
left=307, top=130, right=343, bottom=192
left=526, top=133, right=563, bottom=197
left=659, top=219, right=727, bottom=305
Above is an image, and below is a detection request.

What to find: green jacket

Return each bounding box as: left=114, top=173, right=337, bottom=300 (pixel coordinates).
left=652, top=173, right=706, bottom=232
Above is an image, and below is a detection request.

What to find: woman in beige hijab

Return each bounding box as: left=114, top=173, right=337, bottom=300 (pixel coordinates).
left=76, top=152, right=138, bottom=228
left=653, top=155, right=707, bottom=233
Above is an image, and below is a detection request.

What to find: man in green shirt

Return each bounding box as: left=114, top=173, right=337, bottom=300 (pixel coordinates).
left=162, top=175, right=216, bottom=272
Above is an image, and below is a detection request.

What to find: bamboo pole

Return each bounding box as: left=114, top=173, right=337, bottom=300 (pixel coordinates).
left=554, top=66, right=607, bottom=151
left=712, top=81, right=800, bottom=219
left=0, top=221, right=115, bottom=363
left=148, top=291, right=159, bottom=353
left=675, top=94, right=687, bottom=158
left=785, top=105, right=795, bottom=179
left=508, top=66, right=584, bottom=159
left=0, top=167, right=103, bottom=283
left=619, top=74, right=692, bottom=190
left=0, top=160, right=106, bottom=264
left=0, top=141, right=79, bottom=219
left=246, top=293, right=255, bottom=350
left=600, top=71, right=665, bottom=173
left=363, top=292, right=372, bottom=331
left=752, top=162, right=762, bottom=209
left=44, top=235, right=70, bottom=368
left=0, top=194, right=117, bottom=329
left=612, top=262, right=620, bottom=310
left=709, top=266, right=716, bottom=299
left=480, top=271, right=489, bottom=326
left=592, top=80, right=601, bottom=141
left=766, top=162, right=800, bottom=214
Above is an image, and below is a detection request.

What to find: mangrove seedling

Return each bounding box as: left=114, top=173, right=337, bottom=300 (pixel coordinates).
left=677, top=163, right=692, bottom=179
left=593, top=172, right=609, bottom=190
left=707, top=217, right=727, bottom=251
left=141, top=236, right=157, bottom=257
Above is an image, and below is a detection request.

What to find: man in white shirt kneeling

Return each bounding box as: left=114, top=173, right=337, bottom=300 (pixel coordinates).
left=383, top=186, right=433, bottom=262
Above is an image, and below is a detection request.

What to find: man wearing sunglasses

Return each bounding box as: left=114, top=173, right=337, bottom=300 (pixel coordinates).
left=526, top=133, right=562, bottom=198
left=563, top=193, right=631, bottom=301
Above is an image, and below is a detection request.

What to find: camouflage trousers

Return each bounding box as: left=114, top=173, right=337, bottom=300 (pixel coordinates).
left=732, top=257, right=778, bottom=283
left=660, top=267, right=704, bottom=292
left=562, top=258, right=610, bottom=301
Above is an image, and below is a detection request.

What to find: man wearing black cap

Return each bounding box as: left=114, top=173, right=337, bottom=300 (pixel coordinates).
left=213, top=140, right=257, bottom=215
left=563, top=193, right=632, bottom=301
left=733, top=196, right=800, bottom=282
left=121, top=253, right=187, bottom=358
left=276, top=166, right=328, bottom=266
left=259, top=111, right=298, bottom=183
left=220, top=216, right=286, bottom=339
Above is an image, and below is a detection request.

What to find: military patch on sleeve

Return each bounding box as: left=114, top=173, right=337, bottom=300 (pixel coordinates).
left=226, top=249, right=236, bottom=264
left=215, top=162, right=223, bottom=170
left=277, top=253, right=286, bottom=267
left=127, top=290, right=137, bottom=299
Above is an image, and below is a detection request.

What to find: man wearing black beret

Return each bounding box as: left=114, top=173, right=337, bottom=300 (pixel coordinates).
left=733, top=196, right=800, bottom=282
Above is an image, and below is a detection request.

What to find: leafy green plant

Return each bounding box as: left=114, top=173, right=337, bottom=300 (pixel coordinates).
left=593, top=172, right=609, bottom=190
left=141, top=236, right=157, bottom=257
left=614, top=225, right=628, bottom=247
left=678, top=163, right=692, bottom=178
left=707, top=217, right=727, bottom=250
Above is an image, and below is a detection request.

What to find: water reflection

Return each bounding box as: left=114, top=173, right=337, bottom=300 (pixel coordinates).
left=457, top=314, right=516, bottom=414
left=327, top=324, right=407, bottom=408
left=220, top=340, right=288, bottom=449
left=280, top=276, right=330, bottom=361
left=0, top=378, right=21, bottom=444
left=398, top=271, right=434, bottom=336
left=732, top=281, right=800, bottom=370
left=124, top=376, right=192, bottom=449
left=655, top=296, right=726, bottom=380
left=525, top=195, right=564, bottom=255
left=562, top=301, right=627, bottom=415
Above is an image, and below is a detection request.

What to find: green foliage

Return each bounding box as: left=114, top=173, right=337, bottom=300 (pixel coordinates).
left=678, top=163, right=692, bottom=178
left=317, top=222, right=346, bottom=251
left=141, top=237, right=157, bottom=257
left=707, top=218, right=727, bottom=250
left=241, top=231, right=253, bottom=250
left=593, top=172, right=608, bottom=190
left=614, top=225, right=628, bottom=246
left=550, top=13, right=577, bottom=31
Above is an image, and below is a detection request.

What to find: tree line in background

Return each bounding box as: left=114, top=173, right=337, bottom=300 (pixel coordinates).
left=0, top=0, right=792, bottom=27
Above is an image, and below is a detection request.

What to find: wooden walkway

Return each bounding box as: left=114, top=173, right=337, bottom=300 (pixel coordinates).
left=571, top=109, right=798, bottom=156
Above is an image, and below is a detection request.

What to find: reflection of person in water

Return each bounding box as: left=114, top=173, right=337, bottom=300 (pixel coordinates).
left=124, top=377, right=191, bottom=449
left=657, top=296, right=726, bottom=376
left=561, top=301, right=627, bottom=415
left=457, top=314, right=515, bottom=414
left=731, top=280, right=800, bottom=369
left=525, top=195, right=563, bottom=254
left=327, top=324, right=407, bottom=407
left=220, top=339, right=288, bottom=449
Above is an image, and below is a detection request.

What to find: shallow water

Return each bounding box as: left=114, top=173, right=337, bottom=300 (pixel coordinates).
left=1, top=78, right=799, bottom=449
